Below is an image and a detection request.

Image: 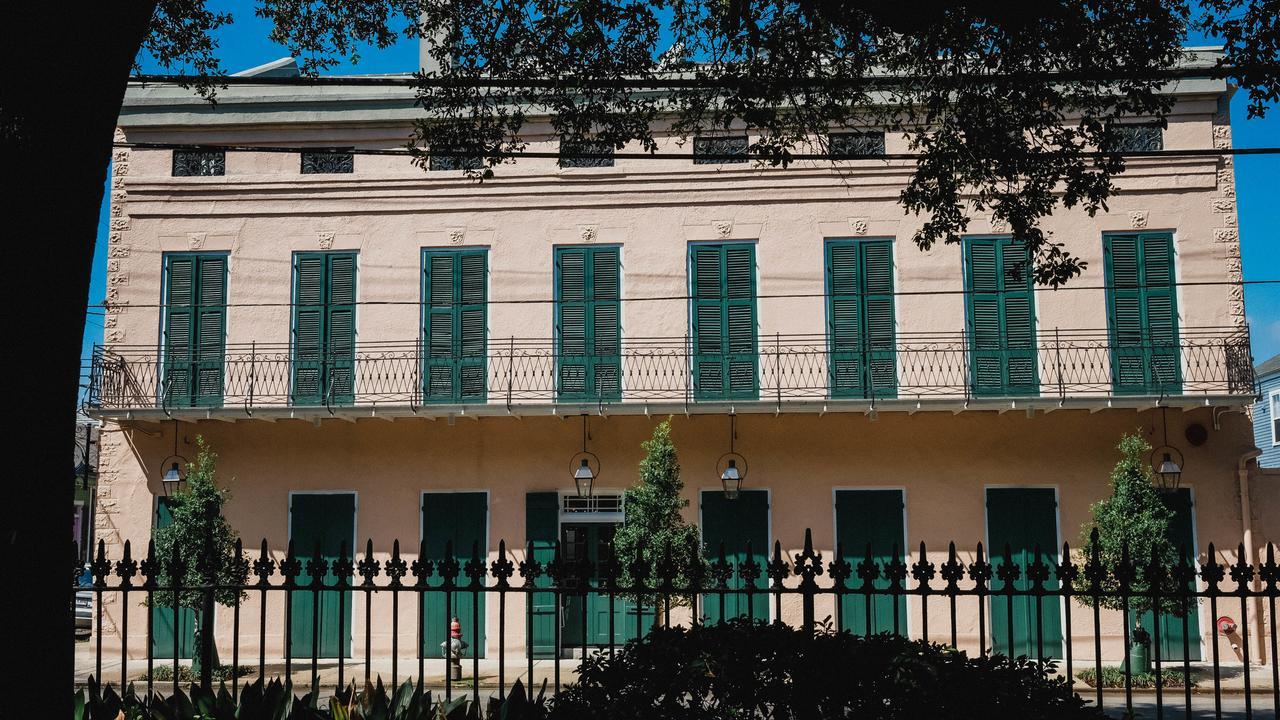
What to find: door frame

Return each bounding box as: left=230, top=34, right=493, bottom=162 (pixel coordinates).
left=983, top=484, right=1064, bottom=658
left=1169, top=484, right=1205, bottom=661
left=697, top=486, right=774, bottom=622
left=419, top=489, right=491, bottom=658
left=286, top=490, right=359, bottom=657
left=830, top=486, right=911, bottom=635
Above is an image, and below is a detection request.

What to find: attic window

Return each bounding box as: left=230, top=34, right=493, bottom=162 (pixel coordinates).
left=560, top=139, right=615, bottom=168
left=1108, top=124, right=1164, bottom=153
left=172, top=150, right=225, bottom=177
left=828, top=131, right=886, bottom=158
left=693, top=135, right=748, bottom=164
left=301, top=149, right=354, bottom=174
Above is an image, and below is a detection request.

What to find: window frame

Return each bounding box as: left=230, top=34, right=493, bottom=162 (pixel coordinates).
left=1271, top=389, right=1280, bottom=446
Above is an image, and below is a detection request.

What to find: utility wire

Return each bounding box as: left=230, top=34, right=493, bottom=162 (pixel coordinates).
left=89, top=278, right=1280, bottom=311
left=114, top=140, right=1280, bottom=162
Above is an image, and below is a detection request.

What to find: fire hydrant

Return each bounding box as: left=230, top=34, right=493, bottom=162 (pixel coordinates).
left=440, top=617, right=468, bottom=681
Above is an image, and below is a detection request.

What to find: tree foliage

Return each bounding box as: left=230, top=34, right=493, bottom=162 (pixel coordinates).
left=151, top=437, right=249, bottom=611
left=612, top=419, right=707, bottom=601
left=136, top=1, right=1279, bottom=288
left=1074, top=433, right=1187, bottom=618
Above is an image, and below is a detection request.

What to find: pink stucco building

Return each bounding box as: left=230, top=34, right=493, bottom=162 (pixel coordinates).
left=86, top=49, right=1276, bottom=673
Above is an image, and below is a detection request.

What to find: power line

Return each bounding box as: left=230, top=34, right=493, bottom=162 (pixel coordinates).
left=114, top=140, right=1280, bottom=162
left=89, top=278, right=1280, bottom=312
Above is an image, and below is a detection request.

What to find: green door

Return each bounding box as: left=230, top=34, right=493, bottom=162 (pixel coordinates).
left=987, top=488, right=1063, bottom=659
left=835, top=490, right=907, bottom=635
left=292, top=253, right=357, bottom=405
left=560, top=523, right=653, bottom=647
left=1105, top=233, right=1181, bottom=395
left=1138, top=488, right=1201, bottom=660
left=690, top=243, right=758, bottom=400
left=150, top=498, right=195, bottom=659
left=965, top=237, right=1038, bottom=396
left=288, top=493, right=355, bottom=659
left=827, top=240, right=897, bottom=399
left=421, top=492, right=487, bottom=658
left=161, top=254, right=227, bottom=408
left=701, top=490, right=769, bottom=623
left=526, top=492, right=559, bottom=658
left=423, top=249, right=487, bottom=403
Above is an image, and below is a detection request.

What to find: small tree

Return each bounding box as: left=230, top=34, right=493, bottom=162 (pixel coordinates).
left=1075, top=433, right=1186, bottom=670
left=150, top=437, right=247, bottom=674
left=612, top=419, right=708, bottom=606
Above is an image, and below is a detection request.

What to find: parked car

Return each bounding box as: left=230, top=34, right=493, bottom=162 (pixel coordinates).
left=75, top=566, right=92, bottom=636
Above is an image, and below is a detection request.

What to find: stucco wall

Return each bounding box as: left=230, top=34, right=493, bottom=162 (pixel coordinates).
left=91, top=408, right=1270, bottom=664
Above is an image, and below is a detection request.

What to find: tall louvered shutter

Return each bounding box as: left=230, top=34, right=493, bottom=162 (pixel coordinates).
left=590, top=248, right=622, bottom=399
left=193, top=256, right=226, bottom=405
left=862, top=241, right=898, bottom=397
left=724, top=245, right=758, bottom=396
left=326, top=254, right=357, bottom=403
left=966, top=237, right=1039, bottom=396
left=691, top=246, right=726, bottom=397
left=163, top=257, right=195, bottom=406
left=1106, top=233, right=1181, bottom=394
left=423, top=249, right=487, bottom=403
left=557, top=249, right=589, bottom=396
left=691, top=244, right=757, bottom=400
left=827, top=242, right=862, bottom=395
left=458, top=252, right=487, bottom=400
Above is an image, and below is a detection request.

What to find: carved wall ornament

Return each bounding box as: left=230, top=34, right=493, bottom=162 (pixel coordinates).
left=111, top=176, right=125, bottom=190
left=990, top=215, right=1009, bottom=233
left=1212, top=125, right=1232, bottom=149
left=112, top=161, right=128, bottom=177
left=1129, top=211, right=1148, bottom=229
left=107, top=244, right=130, bottom=259
left=318, top=231, right=335, bottom=250
left=112, top=149, right=130, bottom=163
left=713, top=220, right=733, bottom=238
left=105, top=329, right=125, bottom=344
left=188, top=232, right=206, bottom=250
left=107, top=260, right=120, bottom=273
left=107, top=274, right=128, bottom=286
left=103, top=315, right=117, bottom=329
left=1213, top=228, right=1239, bottom=243
left=850, top=218, right=869, bottom=235
left=1211, top=199, right=1235, bottom=214
left=110, top=204, right=123, bottom=218
left=1223, top=214, right=1236, bottom=227
left=113, top=128, right=126, bottom=143
left=109, top=218, right=129, bottom=231
left=448, top=228, right=466, bottom=245
left=580, top=225, right=598, bottom=243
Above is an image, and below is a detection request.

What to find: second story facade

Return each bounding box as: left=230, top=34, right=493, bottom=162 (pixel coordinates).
left=89, top=53, right=1255, bottom=420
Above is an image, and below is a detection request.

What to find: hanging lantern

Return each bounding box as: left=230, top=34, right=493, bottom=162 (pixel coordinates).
left=717, top=415, right=747, bottom=500
left=1150, top=407, right=1185, bottom=493
left=159, top=421, right=187, bottom=496
left=569, top=415, right=600, bottom=499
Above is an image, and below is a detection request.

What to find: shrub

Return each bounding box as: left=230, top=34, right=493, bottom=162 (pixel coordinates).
left=143, top=663, right=252, bottom=683
left=549, top=619, right=1104, bottom=720
left=1076, top=666, right=1192, bottom=689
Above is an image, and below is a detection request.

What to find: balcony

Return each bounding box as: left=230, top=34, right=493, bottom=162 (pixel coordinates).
left=85, top=327, right=1255, bottom=420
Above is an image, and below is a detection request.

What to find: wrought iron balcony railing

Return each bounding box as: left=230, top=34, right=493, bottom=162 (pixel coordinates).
left=85, top=327, right=1255, bottom=415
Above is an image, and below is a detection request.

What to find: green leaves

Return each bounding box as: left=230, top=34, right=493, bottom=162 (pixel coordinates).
left=74, top=676, right=544, bottom=720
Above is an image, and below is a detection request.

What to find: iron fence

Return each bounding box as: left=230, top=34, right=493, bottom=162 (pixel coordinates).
left=85, top=327, right=1255, bottom=413
left=77, top=529, right=1279, bottom=719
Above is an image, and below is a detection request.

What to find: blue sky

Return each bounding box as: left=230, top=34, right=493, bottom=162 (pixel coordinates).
left=82, top=5, right=1280, bottom=391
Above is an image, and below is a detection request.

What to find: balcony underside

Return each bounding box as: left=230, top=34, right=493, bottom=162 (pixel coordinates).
left=86, top=393, right=1254, bottom=425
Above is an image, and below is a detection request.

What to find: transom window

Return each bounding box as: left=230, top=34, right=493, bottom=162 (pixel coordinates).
left=693, top=135, right=748, bottom=164
left=172, top=150, right=225, bottom=177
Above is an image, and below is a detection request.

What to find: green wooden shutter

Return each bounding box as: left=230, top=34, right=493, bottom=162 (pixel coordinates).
left=835, top=490, right=907, bottom=635
left=163, top=257, right=195, bottom=407
left=1138, top=488, right=1201, bottom=660
left=150, top=498, right=195, bottom=659
left=827, top=240, right=897, bottom=398
left=326, top=254, right=357, bottom=404
left=700, top=490, right=769, bottom=623
left=423, top=250, right=487, bottom=403
left=193, top=256, right=226, bottom=406
left=292, top=254, right=327, bottom=404
left=1106, top=233, right=1181, bottom=395
left=526, top=492, right=559, bottom=658
left=986, top=488, right=1062, bottom=660
left=422, top=493, right=487, bottom=658
left=691, top=244, right=757, bottom=400
left=292, top=253, right=357, bottom=405
left=163, top=255, right=225, bottom=408
left=288, top=493, right=355, bottom=659
left=556, top=247, right=622, bottom=401
left=966, top=238, right=1039, bottom=396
